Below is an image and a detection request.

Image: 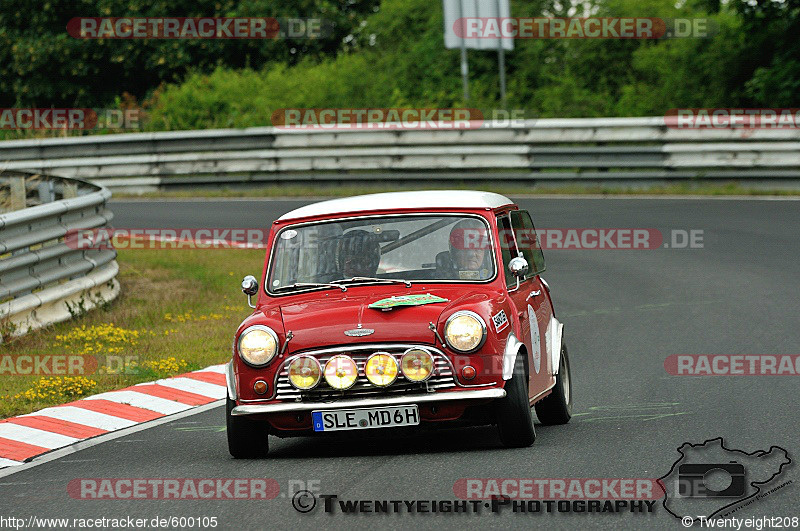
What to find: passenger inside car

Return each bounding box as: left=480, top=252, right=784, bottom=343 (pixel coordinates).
left=335, top=230, right=382, bottom=278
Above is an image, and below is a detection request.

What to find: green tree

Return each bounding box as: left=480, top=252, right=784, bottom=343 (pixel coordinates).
left=0, top=0, right=379, bottom=107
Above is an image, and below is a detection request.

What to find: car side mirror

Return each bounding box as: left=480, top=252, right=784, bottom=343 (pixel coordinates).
left=509, top=256, right=529, bottom=278
left=241, top=275, right=258, bottom=308
left=508, top=256, right=528, bottom=292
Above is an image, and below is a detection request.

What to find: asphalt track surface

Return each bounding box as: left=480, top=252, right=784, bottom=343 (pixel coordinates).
left=1, top=197, right=798, bottom=530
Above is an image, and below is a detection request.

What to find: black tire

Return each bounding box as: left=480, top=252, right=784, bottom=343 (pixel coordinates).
left=534, top=340, right=572, bottom=425
left=495, top=352, right=536, bottom=448
left=226, top=396, right=270, bottom=458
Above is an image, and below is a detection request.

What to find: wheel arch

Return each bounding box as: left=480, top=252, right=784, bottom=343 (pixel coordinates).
left=225, top=360, right=238, bottom=400
left=549, top=318, right=564, bottom=375
left=502, top=332, right=527, bottom=381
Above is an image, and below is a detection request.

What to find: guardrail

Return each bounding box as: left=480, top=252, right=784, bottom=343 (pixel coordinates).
left=0, top=171, right=119, bottom=339
left=1, top=117, right=800, bottom=191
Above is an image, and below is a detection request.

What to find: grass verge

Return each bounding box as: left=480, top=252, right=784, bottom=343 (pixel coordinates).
left=0, top=247, right=264, bottom=419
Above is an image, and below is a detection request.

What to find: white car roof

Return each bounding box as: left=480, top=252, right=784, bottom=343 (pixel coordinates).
left=279, top=190, right=514, bottom=220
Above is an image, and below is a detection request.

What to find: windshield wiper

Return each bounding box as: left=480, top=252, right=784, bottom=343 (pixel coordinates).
left=274, top=282, right=347, bottom=292
left=331, top=277, right=412, bottom=288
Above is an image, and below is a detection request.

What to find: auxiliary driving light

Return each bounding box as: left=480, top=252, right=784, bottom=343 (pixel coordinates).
left=400, top=348, right=434, bottom=382
left=287, top=356, right=322, bottom=390
left=323, top=355, right=359, bottom=390
left=365, top=353, right=399, bottom=387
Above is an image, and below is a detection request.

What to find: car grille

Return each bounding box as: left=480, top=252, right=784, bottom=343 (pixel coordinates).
left=274, top=344, right=456, bottom=402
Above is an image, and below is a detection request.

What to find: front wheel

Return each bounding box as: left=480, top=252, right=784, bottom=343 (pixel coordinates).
left=495, top=353, right=536, bottom=448
left=226, top=396, right=270, bottom=458
left=534, top=340, right=572, bottom=425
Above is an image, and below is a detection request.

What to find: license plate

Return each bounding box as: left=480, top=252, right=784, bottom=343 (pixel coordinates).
left=312, top=405, right=420, bottom=432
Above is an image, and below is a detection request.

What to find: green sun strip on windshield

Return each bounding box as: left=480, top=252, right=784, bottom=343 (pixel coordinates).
left=368, top=294, right=449, bottom=310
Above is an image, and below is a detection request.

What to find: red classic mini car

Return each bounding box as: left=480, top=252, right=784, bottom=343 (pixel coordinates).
left=226, top=191, right=571, bottom=457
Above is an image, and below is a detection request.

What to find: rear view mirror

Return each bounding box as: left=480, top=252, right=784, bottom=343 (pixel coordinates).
left=377, top=230, right=400, bottom=242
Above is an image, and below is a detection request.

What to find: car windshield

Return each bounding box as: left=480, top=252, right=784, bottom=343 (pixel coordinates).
left=267, top=214, right=496, bottom=293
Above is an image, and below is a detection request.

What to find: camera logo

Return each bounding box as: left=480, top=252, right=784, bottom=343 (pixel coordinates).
left=677, top=462, right=745, bottom=497
left=659, top=438, right=791, bottom=524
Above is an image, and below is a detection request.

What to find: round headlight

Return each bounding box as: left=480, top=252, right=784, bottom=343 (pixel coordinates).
left=400, top=348, right=434, bottom=382
left=324, top=355, right=359, bottom=390
left=365, top=353, right=399, bottom=387
left=444, top=311, right=486, bottom=353
left=287, top=356, right=322, bottom=390
left=238, top=326, right=279, bottom=367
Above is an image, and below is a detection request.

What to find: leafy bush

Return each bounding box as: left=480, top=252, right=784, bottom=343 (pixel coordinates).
left=1, top=0, right=797, bottom=131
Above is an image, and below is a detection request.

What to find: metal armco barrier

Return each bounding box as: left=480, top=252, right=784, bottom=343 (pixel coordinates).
left=1, top=117, right=800, bottom=191
left=0, top=171, right=119, bottom=339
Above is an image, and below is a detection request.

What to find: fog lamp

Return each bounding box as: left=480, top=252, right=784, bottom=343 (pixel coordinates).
left=323, top=355, right=358, bottom=390
left=400, top=348, right=434, bottom=382
left=287, top=356, right=322, bottom=390
left=365, top=353, right=399, bottom=387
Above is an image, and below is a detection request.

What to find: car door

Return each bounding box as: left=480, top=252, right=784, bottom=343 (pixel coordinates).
left=509, top=210, right=555, bottom=398
left=497, top=214, right=540, bottom=398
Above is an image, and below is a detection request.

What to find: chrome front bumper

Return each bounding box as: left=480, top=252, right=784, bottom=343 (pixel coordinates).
left=231, top=388, right=506, bottom=416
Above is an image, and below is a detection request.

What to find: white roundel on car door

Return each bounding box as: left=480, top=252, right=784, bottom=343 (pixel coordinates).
left=545, top=318, right=553, bottom=374
left=528, top=304, right=541, bottom=374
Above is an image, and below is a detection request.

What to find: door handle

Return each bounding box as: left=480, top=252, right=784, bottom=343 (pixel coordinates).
left=526, top=290, right=541, bottom=300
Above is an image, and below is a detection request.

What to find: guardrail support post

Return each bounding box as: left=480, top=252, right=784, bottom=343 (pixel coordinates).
left=38, top=181, right=55, bottom=203
left=62, top=182, right=78, bottom=199
left=9, top=177, right=26, bottom=211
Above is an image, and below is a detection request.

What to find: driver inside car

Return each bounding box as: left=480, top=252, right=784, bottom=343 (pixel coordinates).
left=447, top=219, right=491, bottom=280
left=335, top=230, right=382, bottom=279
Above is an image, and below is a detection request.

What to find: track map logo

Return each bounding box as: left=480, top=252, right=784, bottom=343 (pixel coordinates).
left=659, top=437, right=792, bottom=524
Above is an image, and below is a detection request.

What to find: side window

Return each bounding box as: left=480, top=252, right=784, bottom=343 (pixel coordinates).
left=510, top=210, right=546, bottom=276
left=497, top=215, right=518, bottom=287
